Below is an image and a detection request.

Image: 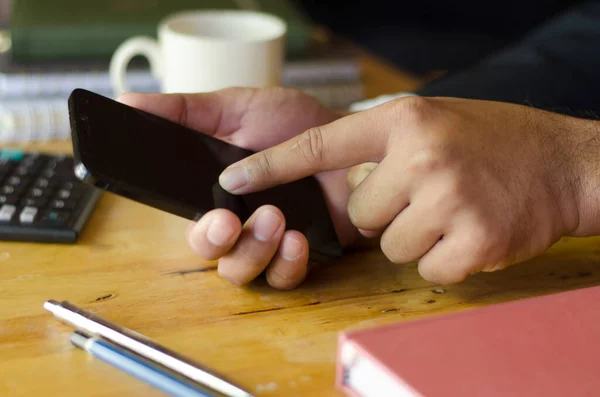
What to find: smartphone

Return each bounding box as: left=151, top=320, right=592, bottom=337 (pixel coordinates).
left=68, top=89, right=342, bottom=265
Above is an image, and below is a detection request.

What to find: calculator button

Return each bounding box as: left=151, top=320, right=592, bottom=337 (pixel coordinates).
left=0, top=204, right=16, bottom=222
left=34, top=178, right=49, bottom=188
left=4, top=184, right=26, bottom=194
left=41, top=169, right=56, bottom=178
left=62, top=181, right=76, bottom=190
left=2, top=185, right=16, bottom=195
left=14, top=166, right=35, bottom=176
left=47, top=155, right=67, bottom=166
left=7, top=176, right=21, bottom=185
left=21, top=157, right=36, bottom=167
left=7, top=175, right=31, bottom=187
left=51, top=200, right=64, bottom=209
left=23, top=197, right=48, bottom=207
left=0, top=149, right=24, bottom=162
left=50, top=199, right=76, bottom=210
left=19, top=206, right=38, bottom=224
left=56, top=189, right=71, bottom=199
left=45, top=159, right=59, bottom=169
left=22, top=154, right=40, bottom=164
left=25, top=190, right=51, bottom=205
left=27, top=187, right=45, bottom=198
left=35, top=177, right=60, bottom=189
left=20, top=162, right=43, bottom=174
left=58, top=156, right=73, bottom=166
left=0, top=156, right=15, bottom=165
left=39, top=210, right=70, bottom=227
left=0, top=195, right=19, bottom=205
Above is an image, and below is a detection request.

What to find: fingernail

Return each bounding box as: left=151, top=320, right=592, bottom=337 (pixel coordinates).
left=219, top=166, right=248, bottom=192
left=253, top=209, right=282, bottom=242
left=281, top=235, right=303, bottom=261
left=206, top=219, right=236, bottom=246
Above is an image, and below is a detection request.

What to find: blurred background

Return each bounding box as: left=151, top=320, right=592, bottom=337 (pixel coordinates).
left=0, top=0, right=578, bottom=144
left=0, top=0, right=10, bottom=27
left=0, top=0, right=365, bottom=144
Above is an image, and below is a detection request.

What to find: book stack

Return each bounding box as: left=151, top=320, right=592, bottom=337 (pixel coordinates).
left=0, top=0, right=365, bottom=143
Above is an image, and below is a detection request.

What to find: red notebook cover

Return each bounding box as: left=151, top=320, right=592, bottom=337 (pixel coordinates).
left=336, top=285, right=600, bottom=397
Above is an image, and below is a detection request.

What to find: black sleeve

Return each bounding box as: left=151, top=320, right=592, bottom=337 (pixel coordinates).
left=416, top=1, right=600, bottom=117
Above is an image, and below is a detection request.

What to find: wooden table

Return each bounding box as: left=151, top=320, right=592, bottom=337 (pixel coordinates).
left=2, top=52, right=600, bottom=397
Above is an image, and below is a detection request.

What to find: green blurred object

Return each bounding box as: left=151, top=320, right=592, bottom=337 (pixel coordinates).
left=9, top=0, right=314, bottom=62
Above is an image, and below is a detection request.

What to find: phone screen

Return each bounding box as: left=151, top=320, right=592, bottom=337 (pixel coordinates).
left=69, top=89, right=342, bottom=263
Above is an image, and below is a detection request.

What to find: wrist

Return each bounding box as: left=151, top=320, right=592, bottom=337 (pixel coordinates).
left=548, top=113, right=600, bottom=236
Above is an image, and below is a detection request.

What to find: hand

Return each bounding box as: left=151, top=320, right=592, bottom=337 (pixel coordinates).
left=218, top=96, right=591, bottom=285
left=118, top=88, right=360, bottom=289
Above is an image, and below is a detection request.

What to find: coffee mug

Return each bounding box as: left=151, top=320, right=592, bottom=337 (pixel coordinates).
left=109, top=10, right=287, bottom=96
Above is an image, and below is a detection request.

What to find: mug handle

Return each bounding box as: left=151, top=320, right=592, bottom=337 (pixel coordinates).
left=109, top=36, right=162, bottom=97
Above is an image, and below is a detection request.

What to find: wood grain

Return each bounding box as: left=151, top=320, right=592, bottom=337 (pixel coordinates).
left=2, top=55, right=600, bottom=397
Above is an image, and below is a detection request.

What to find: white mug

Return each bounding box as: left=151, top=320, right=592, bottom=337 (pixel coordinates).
left=109, top=10, right=287, bottom=96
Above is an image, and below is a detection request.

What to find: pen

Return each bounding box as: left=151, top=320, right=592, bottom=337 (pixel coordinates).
left=44, top=300, right=253, bottom=397
left=71, top=331, right=218, bottom=397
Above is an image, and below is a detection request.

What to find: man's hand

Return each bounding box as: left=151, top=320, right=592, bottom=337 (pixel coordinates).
left=118, top=87, right=360, bottom=289
left=218, top=96, right=596, bottom=285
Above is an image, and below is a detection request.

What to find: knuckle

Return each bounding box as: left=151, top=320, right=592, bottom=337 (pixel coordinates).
left=406, top=143, right=461, bottom=178
left=407, top=149, right=447, bottom=176
left=297, top=126, right=326, bottom=164
left=230, top=243, right=270, bottom=273
left=436, top=177, right=468, bottom=215
left=248, top=151, right=275, bottom=182
left=389, top=96, right=433, bottom=126
left=470, top=220, right=510, bottom=264
left=347, top=163, right=377, bottom=190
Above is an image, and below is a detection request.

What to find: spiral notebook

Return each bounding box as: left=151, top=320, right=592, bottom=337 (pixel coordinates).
left=0, top=55, right=364, bottom=143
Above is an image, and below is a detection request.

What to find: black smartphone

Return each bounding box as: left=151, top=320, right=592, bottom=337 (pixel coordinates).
left=68, top=89, right=342, bottom=264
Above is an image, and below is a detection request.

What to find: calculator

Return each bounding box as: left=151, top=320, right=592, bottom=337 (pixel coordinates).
left=0, top=149, right=102, bottom=243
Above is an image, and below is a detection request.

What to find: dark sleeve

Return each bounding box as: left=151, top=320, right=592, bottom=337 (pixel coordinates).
left=416, top=1, right=600, bottom=117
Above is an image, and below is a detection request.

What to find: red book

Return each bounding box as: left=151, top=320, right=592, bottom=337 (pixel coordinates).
left=336, top=285, right=600, bottom=397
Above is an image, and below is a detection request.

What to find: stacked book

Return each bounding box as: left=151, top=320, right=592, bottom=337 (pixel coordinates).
left=0, top=0, right=365, bottom=143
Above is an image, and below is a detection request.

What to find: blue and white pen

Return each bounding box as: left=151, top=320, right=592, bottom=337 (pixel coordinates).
left=70, top=331, right=219, bottom=397
left=44, top=300, right=252, bottom=397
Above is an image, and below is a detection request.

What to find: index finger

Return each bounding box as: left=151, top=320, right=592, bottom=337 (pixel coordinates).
left=218, top=110, right=390, bottom=194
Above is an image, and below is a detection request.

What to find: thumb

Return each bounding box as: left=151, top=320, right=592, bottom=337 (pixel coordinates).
left=218, top=111, right=389, bottom=194
left=347, top=162, right=378, bottom=190
left=117, top=88, right=257, bottom=136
